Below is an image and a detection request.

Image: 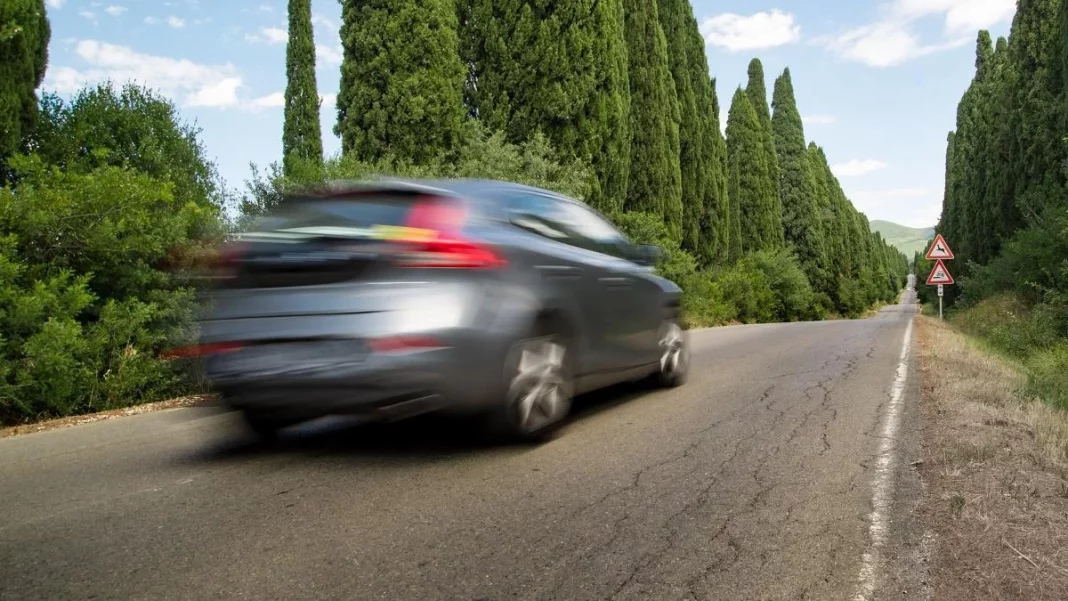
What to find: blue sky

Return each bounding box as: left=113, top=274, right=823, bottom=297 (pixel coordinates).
left=42, top=0, right=1016, bottom=228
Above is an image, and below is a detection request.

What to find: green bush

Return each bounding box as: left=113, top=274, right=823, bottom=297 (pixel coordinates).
left=1025, top=343, right=1068, bottom=411
left=0, top=83, right=222, bottom=425
left=748, top=249, right=816, bottom=321
left=954, top=294, right=1061, bottom=360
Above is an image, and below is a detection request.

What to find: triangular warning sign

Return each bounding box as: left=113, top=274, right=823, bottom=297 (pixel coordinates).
left=925, top=234, right=954, bottom=260
left=926, top=259, right=954, bottom=286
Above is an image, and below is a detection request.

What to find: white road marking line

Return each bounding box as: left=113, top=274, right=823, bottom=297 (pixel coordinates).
left=854, top=318, right=914, bottom=601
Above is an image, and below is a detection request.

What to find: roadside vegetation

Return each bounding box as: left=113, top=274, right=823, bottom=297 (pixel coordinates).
left=915, top=0, right=1068, bottom=417
left=0, top=0, right=906, bottom=426
left=917, top=317, right=1068, bottom=599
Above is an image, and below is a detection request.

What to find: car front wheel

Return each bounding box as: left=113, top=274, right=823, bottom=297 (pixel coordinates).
left=653, top=319, right=689, bottom=388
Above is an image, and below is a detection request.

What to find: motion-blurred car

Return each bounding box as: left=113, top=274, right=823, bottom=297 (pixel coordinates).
left=189, top=179, right=689, bottom=441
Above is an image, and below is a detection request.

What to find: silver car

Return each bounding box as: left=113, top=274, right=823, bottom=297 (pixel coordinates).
left=191, top=179, right=689, bottom=442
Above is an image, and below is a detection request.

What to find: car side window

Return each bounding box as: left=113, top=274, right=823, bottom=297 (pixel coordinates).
left=506, top=192, right=628, bottom=258
left=554, top=201, right=629, bottom=257
left=505, top=192, right=571, bottom=242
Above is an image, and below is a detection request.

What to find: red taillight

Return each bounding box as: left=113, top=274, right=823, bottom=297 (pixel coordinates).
left=394, top=198, right=505, bottom=269
left=162, top=342, right=243, bottom=360
left=368, top=335, right=446, bottom=354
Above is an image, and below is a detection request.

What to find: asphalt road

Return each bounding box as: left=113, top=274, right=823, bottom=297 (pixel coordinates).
left=0, top=284, right=926, bottom=601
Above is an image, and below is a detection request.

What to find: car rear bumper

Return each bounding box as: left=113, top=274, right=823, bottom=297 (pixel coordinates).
left=205, top=336, right=504, bottom=421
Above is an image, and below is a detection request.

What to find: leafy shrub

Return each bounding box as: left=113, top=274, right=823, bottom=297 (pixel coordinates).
left=716, top=262, right=776, bottom=324
left=748, top=249, right=816, bottom=322
left=954, top=294, right=1062, bottom=359
left=1025, top=343, right=1068, bottom=411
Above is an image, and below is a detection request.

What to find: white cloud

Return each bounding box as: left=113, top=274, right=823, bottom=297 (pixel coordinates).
left=167, top=16, right=185, bottom=28
left=832, top=159, right=888, bottom=177
left=104, top=5, right=126, bottom=16
left=47, top=0, right=65, bottom=8
left=247, top=91, right=284, bottom=109
left=79, top=10, right=96, bottom=22
left=802, top=114, right=836, bottom=126
left=44, top=40, right=243, bottom=109
left=825, top=21, right=968, bottom=68
left=700, top=10, right=801, bottom=52
left=321, top=93, right=337, bottom=107
left=825, top=0, right=1014, bottom=67
left=246, top=27, right=287, bottom=44
left=144, top=16, right=158, bottom=24
left=259, top=4, right=274, bottom=12
left=316, top=44, right=343, bottom=66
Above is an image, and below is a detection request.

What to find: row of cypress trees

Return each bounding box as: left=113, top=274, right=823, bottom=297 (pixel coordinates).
left=281, top=0, right=908, bottom=312
left=935, top=0, right=1067, bottom=302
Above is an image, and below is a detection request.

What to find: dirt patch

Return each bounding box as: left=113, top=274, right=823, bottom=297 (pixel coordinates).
left=917, top=316, right=1068, bottom=600
left=0, top=395, right=216, bottom=439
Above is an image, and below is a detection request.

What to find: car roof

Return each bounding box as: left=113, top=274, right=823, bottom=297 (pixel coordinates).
left=304, top=177, right=575, bottom=203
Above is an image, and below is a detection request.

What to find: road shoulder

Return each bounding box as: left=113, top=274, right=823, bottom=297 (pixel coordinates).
left=916, top=316, right=1068, bottom=599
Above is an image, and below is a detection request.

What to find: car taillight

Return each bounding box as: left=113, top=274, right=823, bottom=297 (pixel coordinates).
left=394, top=198, right=505, bottom=269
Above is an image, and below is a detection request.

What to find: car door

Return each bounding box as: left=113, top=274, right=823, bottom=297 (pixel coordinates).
left=549, top=199, right=665, bottom=370
left=501, top=191, right=622, bottom=375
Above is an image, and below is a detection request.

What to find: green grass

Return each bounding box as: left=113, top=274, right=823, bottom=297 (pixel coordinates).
left=953, top=294, right=1068, bottom=411
left=870, top=220, right=935, bottom=257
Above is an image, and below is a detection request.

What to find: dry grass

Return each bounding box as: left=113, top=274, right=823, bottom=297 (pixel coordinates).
left=0, top=394, right=215, bottom=439
left=917, top=316, right=1068, bottom=600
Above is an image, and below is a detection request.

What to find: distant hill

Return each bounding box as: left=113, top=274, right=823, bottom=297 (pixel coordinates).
left=869, top=220, right=936, bottom=257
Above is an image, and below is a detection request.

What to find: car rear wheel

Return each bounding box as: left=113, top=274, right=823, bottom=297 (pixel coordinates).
left=653, top=319, right=689, bottom=388
left=488, top=326, right=573, bottom=442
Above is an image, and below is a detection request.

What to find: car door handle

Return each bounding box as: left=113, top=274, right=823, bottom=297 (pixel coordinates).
left=536, top=265, right=583, bottom=279
left=599, top=277, right=633, bottom=289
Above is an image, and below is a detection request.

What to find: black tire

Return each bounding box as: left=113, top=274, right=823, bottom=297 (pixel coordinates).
left=652, top=318, right=689, bottom=388
left=485, top=321, right=574, bottom=443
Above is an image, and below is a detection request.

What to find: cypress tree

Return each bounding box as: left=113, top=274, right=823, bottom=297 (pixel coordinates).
left=702, top=77, right=730, bottom=265
left=460, top=0, right=630, bottom=212
left=657, top=0, right=701, bottom=251
left=282, top=0, right=324, bottom=177
left=336, top=0, right=465, bottom=164
left=772, top=68, right=826, bottom=292
left=726, top=87, right=774, bottom=257
left=1004, top=0, right=1065, bottom=223
left=745, top=58, right=785, bottom=247
left=622, top=0, right=683, bottom=238
left=0, top=0, right=50, bottom=165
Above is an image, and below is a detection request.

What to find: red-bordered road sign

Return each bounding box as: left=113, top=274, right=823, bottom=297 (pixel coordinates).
left=925, top=234, right=954, bottom=260
left=926, top=259, right=954, bottom=286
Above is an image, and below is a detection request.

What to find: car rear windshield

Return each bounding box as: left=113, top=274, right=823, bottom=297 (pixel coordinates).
left=243, top=195, right=428, bottom=241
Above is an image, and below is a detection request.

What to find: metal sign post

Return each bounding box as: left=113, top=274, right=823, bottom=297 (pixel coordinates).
left=937, top=284, right=944, bottom=320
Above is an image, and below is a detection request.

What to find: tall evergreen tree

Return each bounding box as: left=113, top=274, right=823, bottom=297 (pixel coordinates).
left=0, top=0, right=50, bottom=165
left=336, top=0, right=465, bottom=164
left=622, top=0, right=683, bottom=238
left=282, top=0, right=323, bottom=177
left=701, top=77, right=730, bottom=264
left=657, top=0, right=701, bottom=251
left=460, top=0, right=630, bottom=212
left=1003, top=0, right=1065, bottom=223
left=744, top=59, right=785, bottom=247
left=726, top=87, right=779, bottom=257
left=772, top=68, right=827, bottom=293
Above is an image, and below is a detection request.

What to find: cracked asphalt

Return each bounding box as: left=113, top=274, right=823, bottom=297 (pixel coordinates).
left=0, top=292, right=923, bottom=601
